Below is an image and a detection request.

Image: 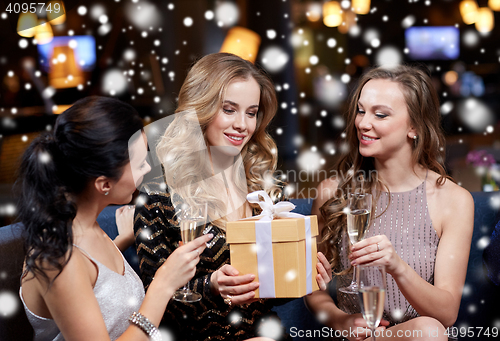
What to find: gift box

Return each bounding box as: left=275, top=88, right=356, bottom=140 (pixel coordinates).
left=227, top=214, right=319, bottom=298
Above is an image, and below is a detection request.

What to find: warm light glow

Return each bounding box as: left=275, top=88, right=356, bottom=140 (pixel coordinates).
left=35, top=20, right=54, bottom=45
left=460, top=0, right=478, bottom=24
left=475, top=7, right=494, bottom=32
left=47, top=1, right=66, bottom=25
left=220, top=27, right=261, bottom=63
left=49, top=46, right=84, bottom=89
left=443, top=71, right=459, bottom=86
left=338, top=10, right=357, bottom=34
left=352, top=0, right=371, bottom=15
left=17, top=13, right=37, bottom=37
left=489, top=0, right=500, bottom=11
left=52, top=104, right=72, bottom=114
left=323, top=1, right=343, bottom=27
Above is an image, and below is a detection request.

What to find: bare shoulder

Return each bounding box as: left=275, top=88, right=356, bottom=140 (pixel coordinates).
left=427, top=171, right=474, bottom=232
left=432, top=173, right=474, bottom=209
left=40, top=248, right=95, bottom=291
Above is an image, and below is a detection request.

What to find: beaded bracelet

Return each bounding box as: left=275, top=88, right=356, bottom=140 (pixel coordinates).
left=129, top=311, right=162, bottom=341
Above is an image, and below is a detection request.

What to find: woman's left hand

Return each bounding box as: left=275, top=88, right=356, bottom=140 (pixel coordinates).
left=114, top=205, right=136, bottom=251
left=349, top=235, right=404, bottom=275
left=316, top=252, right=332, bottom=291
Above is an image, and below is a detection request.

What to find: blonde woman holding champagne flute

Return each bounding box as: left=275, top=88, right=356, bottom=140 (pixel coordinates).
left=306, top=65, right=474, bottom=341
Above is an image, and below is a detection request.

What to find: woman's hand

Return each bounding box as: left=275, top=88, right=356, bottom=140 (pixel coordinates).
left=338, top=313, right=389, bottom=341
left=114, top=205, right=135, bottom=251
left=152, top=234, right=213, bottom=295
left=349, top=235, right=404, bottom=275
left=210, top=264, right=259, bottom=305
left=316, top=251, right=332, bottom=291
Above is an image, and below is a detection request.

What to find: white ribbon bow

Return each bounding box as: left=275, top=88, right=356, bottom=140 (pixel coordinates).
left=245, top=190, right=313, bottom=298
left=246, top=190, right=296, bottom=220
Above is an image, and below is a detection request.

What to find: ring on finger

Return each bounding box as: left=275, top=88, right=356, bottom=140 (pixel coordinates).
left=377, top=243, right=380, bottom=252
left=223, top=294, right=232, bottom=306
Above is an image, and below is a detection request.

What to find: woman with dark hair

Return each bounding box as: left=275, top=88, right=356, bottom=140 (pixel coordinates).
left=305, top=65, right=474, bottom=340
left=17, top=96, right=212, bottom=340
left=134, top=53, right=332, bottom=340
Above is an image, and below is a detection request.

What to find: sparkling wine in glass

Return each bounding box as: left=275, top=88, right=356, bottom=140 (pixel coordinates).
left=357, top=265, right=386, bottom=341
left=173, top=202, right=207, bottom=303
left=339, top=193, right=372, bottom=294
left=347, top=208, right=371, bottom=245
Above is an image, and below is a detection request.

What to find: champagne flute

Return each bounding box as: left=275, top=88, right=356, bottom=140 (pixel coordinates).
left=172, top=202, right=207, bottom=302
left=357, top=265, right=386, bottom=341
left=339, top=193, right=372, bottom=294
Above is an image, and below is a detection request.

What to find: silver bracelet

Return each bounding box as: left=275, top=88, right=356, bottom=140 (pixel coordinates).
left=129, top=311, right=162, bottom=341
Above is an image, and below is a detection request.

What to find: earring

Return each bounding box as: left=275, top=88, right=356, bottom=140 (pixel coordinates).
left=104, top=191, right=109, bottom=196
left=412, top=135, right=417, bottom=140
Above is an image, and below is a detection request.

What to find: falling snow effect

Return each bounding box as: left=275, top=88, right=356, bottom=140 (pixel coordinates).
left=0, top=0, right=499, bottom=335
left=102, top=69, right=128, bottom=96
left=126, top=1, right=161, bottom=30
left=261, top=46, right=289, bottom=73
left=0, top=291, right=18, bottom=317
left=215, top=2, right=240, bottom=27
left=257, top=316, right=283, bottom=339
left=297, top=151, right=321, bottom=172
left=375, top=46, right=402, bottom=67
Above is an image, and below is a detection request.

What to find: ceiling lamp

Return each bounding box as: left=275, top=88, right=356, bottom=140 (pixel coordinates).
left=49, top=46, right=85, bottom=89
left=17, top=12, right=38, bottom=37
left=220, top=27, right=261, bottom=63
left=460, top=0, right=478, bottom=24
left=489, top=0, right=500, bottom=11
left=323, top=1, right=343, bottom=27
left=475, top=7, right=494, bottom=32
left=352, top=0, right=370, bottom=15
left=47, top=1, right=66, bottom=25
left=35, top=20, right=54, bottom=45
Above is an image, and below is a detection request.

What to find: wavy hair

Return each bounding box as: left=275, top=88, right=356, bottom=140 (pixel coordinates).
left=16, top=96, right=143, bottom=283
left=320, top=65, right=451, bottom=273
left=156, top=53, right=279, bottom=229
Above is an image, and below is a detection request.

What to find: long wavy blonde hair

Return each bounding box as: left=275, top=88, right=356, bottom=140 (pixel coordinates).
left=156, top=53, right=280, bottom=229
left=321, top=65, right=452, bottom=273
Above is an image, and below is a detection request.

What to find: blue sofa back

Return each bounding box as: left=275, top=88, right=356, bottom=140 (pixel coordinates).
left=0, top=193, right=498, bottom=341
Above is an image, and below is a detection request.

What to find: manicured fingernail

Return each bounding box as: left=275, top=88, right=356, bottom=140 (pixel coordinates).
left=351, top=261, right=356, bottom=266
left=250, top=274, right=255, bottom=280
left=207, top=233, right=214, bottom=239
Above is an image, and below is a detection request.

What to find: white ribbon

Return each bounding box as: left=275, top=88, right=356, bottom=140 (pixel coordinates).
left=246, top=191, right=313, bottom=298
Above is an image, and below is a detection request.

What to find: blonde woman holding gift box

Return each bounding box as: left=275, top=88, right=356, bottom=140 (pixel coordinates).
left=305, top=65, right=474, bottom=341
left=134, top=53, right=332, bottom=340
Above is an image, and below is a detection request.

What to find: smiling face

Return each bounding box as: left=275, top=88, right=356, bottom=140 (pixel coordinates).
left=112, top=132, right=151, bottom=203
left=205, top=77, right=260, bottom=156
left=355, top=79, right=416, bottom=161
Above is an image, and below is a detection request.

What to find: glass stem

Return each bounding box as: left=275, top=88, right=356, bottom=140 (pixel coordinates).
left=372, top=327, right=376, bottom=341
left=351, top=264, right=357, bottom=287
